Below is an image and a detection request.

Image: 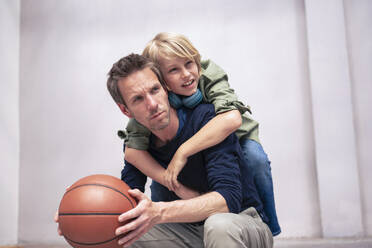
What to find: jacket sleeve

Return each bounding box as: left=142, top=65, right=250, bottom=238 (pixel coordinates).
left=201, top=60, right=252, bottom=115
left=118, top=118, right=151, bottom=150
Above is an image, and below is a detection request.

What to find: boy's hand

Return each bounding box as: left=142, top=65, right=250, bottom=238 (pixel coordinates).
left=164, top=151, right=188, bottom=191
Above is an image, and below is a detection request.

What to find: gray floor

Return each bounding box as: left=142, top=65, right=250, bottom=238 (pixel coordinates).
left=18, top=238, right=372, bottom=248
left=274, top=238, right=372, bottom=248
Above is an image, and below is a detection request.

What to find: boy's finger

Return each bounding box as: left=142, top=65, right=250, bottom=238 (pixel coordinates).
left=166, top=175, right=174, bottom=191
left=173, top=178, right=180, bottom=189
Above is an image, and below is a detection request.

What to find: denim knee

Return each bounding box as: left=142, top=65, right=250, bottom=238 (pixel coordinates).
left=240, top=139, right=271, bottom=173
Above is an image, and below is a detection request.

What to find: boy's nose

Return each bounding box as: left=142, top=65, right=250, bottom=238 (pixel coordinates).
left=181, top=68, right=191, bottom=78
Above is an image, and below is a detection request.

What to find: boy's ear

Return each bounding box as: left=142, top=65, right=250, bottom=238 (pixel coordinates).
left=118, top=103, right=133, bottom=118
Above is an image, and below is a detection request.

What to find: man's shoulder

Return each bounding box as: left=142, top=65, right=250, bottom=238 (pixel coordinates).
left=182, top=104, right=215, bottom=130
left=191, top=103, right=215, bottom=117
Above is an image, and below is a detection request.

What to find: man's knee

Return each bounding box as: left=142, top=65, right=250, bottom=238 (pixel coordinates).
left=204, top=211, right=273, bottom=248
left=205, top=213, right=232, bottom=235
left=204, top=213, right=243, bottom=246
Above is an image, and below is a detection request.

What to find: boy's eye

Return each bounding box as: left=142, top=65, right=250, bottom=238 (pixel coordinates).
left=168, top=67, right=177, bottom=73
left=185, top=60, right=193, bottom=67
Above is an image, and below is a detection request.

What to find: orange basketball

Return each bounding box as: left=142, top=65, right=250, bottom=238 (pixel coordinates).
left=58, top=174, right=136, bottom=248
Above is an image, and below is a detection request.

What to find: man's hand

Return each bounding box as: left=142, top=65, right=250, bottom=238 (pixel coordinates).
left=116, top=189, right=161, bottom=247
left=54, top=185, right=71, bottom=237
left=164, top=150, right=188, bottom=191
left=54, top=210, right=62, bottom=236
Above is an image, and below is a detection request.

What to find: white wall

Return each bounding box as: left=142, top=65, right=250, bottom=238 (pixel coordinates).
left=0, top=0, right=20, bottom=245
left=0, top=0, right=368, bottom=245
left=344, top=0, right=372, bottom=236
left=304, top=0, right=363, bottom=237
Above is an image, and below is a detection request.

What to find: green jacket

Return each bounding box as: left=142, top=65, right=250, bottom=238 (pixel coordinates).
left=119, top=59, right=259, bottom=150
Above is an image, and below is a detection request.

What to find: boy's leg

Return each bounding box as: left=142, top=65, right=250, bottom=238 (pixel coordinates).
left=204, top=207, right=273, bottom=248
left=240, top=139, right=281, bottom=236
left=130, top=222, right=204, bottom=248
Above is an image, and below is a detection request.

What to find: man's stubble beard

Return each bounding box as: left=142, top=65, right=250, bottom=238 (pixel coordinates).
left=150, top=103, right=171, bottom=132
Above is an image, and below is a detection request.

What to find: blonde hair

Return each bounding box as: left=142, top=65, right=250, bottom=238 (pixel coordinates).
left=142, top=32, right=201, bottom=73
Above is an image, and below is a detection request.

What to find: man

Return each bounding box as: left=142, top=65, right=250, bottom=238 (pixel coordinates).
left=106, top=53, right=273, bottom=248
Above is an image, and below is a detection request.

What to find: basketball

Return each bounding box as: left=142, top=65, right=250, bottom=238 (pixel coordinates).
left=58, top=174, right=137, bottom=248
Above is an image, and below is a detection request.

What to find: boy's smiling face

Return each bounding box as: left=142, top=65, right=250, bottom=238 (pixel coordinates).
left=158, top=56, right=200, bottom=96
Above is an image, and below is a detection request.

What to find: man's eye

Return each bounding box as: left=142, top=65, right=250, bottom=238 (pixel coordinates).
left=133, top=96, right=143, bottom=103
left=151, top=86, right=160, bottom=93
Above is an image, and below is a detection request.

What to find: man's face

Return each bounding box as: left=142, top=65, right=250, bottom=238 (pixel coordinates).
left=118, top=67, right=171, bottom=132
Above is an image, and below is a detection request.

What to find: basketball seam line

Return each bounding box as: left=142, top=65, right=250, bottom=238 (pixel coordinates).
left=64, top=183, right=135, bottom=208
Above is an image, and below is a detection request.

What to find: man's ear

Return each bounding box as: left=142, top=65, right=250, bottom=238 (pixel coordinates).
left=118, top=103, right=133, bottom=118
left=163, top=83, right=171, bottom=92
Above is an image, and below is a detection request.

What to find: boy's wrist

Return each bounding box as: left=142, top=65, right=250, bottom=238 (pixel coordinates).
left=178, top=143, right=193, bottom=158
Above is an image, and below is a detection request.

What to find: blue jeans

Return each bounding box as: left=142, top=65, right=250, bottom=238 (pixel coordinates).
left=240, top=139, right=281, bottom=236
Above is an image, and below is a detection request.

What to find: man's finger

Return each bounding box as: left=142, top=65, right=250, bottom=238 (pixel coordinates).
left=128, top=188, right=146, bottom=200
left=54, top=210, right=63, bottom=236
left=118, top=189, right=148, bottom=223
left=54, top=210, right=59, bottom=222
left=118, top=222, right=147, bottom=247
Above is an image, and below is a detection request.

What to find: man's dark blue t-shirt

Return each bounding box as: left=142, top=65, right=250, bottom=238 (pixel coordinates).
left=122, top=104, right=265, bottom=219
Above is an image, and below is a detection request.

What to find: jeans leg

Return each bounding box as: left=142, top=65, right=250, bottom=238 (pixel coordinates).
left=240, top=139, right=281, bottom=236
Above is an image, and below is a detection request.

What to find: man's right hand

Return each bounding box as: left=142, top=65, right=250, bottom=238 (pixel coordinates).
left=55, top=185, right=71, bottom=236
left=116, top=189, right=161, bottom=247
left=54, top=210, right=62, bottom=236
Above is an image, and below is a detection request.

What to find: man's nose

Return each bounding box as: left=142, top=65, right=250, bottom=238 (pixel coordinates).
left=146, top=95, right=158, bottom=110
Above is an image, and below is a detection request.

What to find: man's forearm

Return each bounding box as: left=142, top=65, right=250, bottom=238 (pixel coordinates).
left=116, top=190, right=229, bottom=247
left=156, top=191, right=229, bottom=223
